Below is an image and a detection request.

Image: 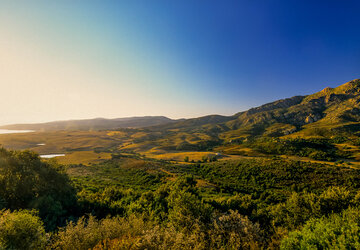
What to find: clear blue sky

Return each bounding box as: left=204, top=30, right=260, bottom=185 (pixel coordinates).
left=0, top=1, right=359, bottom=124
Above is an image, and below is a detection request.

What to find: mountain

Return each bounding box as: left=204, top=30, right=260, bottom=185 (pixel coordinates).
left=148, top=79, right=360, bottom=140
left=222, top=78, right=360, bottom=138
left=0, top=116, right=180, bottom=131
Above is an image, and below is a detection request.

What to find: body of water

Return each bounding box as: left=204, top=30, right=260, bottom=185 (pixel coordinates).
left=0, top=129, right=34, bottom=134
left=40, top=154, right=65, bottom=159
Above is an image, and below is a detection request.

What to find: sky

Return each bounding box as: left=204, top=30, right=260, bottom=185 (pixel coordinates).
left=0, top=0, right=359, bottom=125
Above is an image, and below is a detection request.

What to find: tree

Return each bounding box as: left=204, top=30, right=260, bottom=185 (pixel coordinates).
left=167, top=176, right=213, bottom=232
left=0, top=148, right=77, bottom=230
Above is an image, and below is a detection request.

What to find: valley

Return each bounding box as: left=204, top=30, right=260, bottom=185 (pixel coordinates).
left=1, top=79, right=360, bottom=249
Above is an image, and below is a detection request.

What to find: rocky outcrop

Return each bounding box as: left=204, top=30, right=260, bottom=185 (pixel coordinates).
left=305, top=114, right=322, bottom=124
left=245, top=96, right=304, bottom=115
left=284, top=127, right=297, bottom=135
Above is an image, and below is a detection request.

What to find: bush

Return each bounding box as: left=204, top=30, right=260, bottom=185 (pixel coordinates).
left=51, top=215, right=150, bottom=249
left=0, top=209, right=46, bottom=250
left=319, top=186, right=352, bottom=214
left=281, top=207, right=360, bottom=249
left=271, top=192, right=320, bottom=230
left=209, top=210, right=262, bottom=249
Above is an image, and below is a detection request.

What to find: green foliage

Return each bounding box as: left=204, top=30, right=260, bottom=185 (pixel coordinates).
left=78, top=186, right=140, bottom=219
left=2, top=146, right=360, bottom=248
left=209, top=155, right=218, bottom=162
left=70, top=159, right=164, bottom=193
left=178, top=158, right=360, bottom=196
left=281, top=207, right=360, bottom=249
left=271, top=192, right=320, bottom=230
left=51, top=214, right=151, bottom=250
left=0, top=197, right=5, bottom=210
left=248, top=138, right=347, bottom=161
left=201, top=155, right=208, bottom=163
left=209, top=210, right=262, bottom=249
left=167, top=176, right=213, bottom=232
left=51, top=208, right=262, bottom=250
left=127, top=186, right=169, bottom=223
left=271, top=186, right=356, bottom=231
left=0, top=209, right=46, bottom=250
left=0, top=148, right=77, bottom=230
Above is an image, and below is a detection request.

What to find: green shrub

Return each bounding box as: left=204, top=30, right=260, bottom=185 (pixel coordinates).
left=209, top=210, right=262, bottom=249
left=0, top=209, right=46, bottom=250
left=51, top=215, right=150, bottom=250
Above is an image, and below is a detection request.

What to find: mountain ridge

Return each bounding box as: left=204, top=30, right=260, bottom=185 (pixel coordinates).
left=148, top=79, right=360, bottom=140
left=1, top=79, right=359, bottom=137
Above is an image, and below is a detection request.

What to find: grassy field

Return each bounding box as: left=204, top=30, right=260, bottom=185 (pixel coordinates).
left=0, top=131, right=120, bottom=153
left=55, top=151, right=112, bottom=165
left=146, top=151, right=217, bottom=162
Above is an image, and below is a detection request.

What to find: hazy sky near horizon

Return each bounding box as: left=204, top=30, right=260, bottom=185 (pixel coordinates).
left=0, top=1, right=359, bottom=125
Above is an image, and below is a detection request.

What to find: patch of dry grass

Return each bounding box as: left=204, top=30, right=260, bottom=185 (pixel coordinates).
left=56, top=151, right=112, bottom=165
left=146, top=151, right=216, bottom=162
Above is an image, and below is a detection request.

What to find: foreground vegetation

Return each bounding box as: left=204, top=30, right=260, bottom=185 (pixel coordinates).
left=1, top=147, right=360, bottom=249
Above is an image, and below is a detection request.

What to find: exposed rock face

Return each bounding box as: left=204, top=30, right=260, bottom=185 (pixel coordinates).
left=305, top=116, right=314, bottom=123
left=246, top=96, right=305, bottom=115
left=227, top=80, right=360, bottom=132
left=337, top=79, right=360, bottom=94
left=325, top=94, right=347, bottom=103
left=321, top=87, right=334, bottom=94
left=284, top=127, right=297, bottom=135
left=305, top=114, right=322, bottom=124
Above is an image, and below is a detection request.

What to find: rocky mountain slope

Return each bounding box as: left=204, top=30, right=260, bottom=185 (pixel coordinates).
left=150, top=79, right=360, bottom=141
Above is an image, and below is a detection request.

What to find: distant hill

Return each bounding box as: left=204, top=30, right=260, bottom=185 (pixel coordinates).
left=0, top=116, right=180, bottom=131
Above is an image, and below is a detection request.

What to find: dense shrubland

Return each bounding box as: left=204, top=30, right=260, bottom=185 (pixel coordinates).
left=1, top=147, right=360, bottom=249
left=244, top=137, right=351, bottom=161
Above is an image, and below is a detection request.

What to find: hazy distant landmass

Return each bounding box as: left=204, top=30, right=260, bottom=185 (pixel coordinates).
left=0, top=116, right=182, bottom=131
